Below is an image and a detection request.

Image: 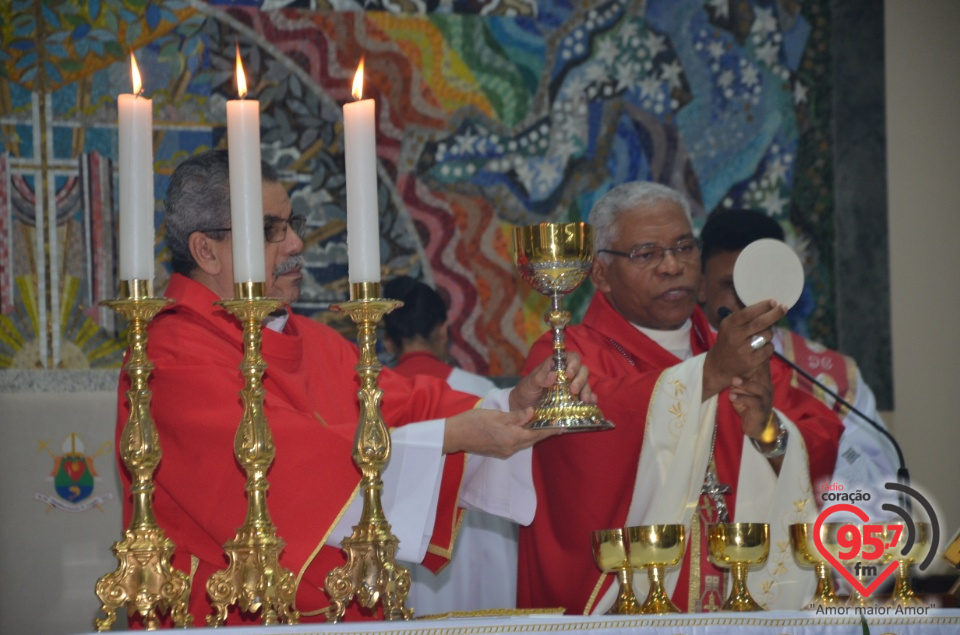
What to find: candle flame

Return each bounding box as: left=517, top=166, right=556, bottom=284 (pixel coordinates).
left=352, top=58, right=365, bottom=101
left=130, top=51, right=142, bottom=96
left=235, top=43, right=248, bottom=98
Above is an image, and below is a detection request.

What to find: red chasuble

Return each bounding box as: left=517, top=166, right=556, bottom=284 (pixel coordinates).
left=393, top=351, right=456, bottom=383
left=115, top=274, right=477, bottom=626
left=516, top=293, right=842, bottom=614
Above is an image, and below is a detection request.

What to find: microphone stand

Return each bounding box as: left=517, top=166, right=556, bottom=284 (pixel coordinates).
left=772, top=350, right=911, bottom=511
left=717, top=306, right=910, bottom=511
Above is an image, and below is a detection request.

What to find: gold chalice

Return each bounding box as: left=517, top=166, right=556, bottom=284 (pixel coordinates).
left=887, top=521, right=929, bottom=608
left=591, top=528, right=640, bottom=614
left=790, top=522, right=842, bottom=609
left=625, top=524, right=685, bottom=614
left=514, top=222, right=614, bottom=432
left=821, top=523, right=878, bottom=608
left=708, top=522, right=769, bottom=611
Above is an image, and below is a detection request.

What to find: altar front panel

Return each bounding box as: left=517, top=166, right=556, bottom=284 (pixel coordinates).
left=68, top=610, right=960, bottom=635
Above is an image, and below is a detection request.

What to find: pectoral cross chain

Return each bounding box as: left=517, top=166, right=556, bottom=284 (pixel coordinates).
left=701, top=467, right=731, bottom=523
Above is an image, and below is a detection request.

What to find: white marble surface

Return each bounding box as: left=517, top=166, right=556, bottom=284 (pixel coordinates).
left=0, top=369, right=120, bottom=393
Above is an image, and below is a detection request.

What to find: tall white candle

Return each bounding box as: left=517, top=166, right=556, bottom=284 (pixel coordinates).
left=117, top=51, right=154, bottom=282
left=226, top=46, right=266, bottom=284
left=343, top=59, right=381, bottom=284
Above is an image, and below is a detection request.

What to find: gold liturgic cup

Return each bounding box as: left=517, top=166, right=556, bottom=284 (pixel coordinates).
left=789, top=522, right=842, bottom=609
left=626, top=524, right=685, bottom=614
left=820, top=522, right=885, bottom=608
left=708, top=522, right=769, bottom=611
left=887, top=521, right=929, bottom=608
left=514, top=222, right=613, bottom=432
left=591, top=528, right=640, bottom=614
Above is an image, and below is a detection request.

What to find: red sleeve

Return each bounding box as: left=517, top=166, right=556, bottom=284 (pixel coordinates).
left=772, top=357, right=844, bottom=493
left=378, top=363, right=479, bottom=573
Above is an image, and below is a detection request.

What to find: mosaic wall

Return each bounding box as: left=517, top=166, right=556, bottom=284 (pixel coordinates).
left=0, top=0, right=837, bottom=377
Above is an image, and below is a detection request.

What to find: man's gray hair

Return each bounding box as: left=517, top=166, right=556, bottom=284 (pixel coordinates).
left=165, top=149, right=279, bottom=276
left=589, top=182, right=693, bottom=258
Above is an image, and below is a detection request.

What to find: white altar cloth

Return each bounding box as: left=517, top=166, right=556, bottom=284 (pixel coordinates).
left=75, top=609, right=960, bottom=635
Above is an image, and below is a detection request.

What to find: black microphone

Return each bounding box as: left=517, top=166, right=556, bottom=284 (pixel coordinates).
left=716, top=305, right=910, bottom=506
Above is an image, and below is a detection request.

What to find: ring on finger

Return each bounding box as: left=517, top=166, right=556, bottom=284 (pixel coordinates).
left=749, top=334, right=767, bottom=351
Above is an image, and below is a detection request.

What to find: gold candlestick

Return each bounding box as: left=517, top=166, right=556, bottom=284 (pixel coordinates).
left=205, top=282, right=299, bottom=627
left=94, top=279, right=192, bottom=631
left=325, top=281, right=411, bottom=622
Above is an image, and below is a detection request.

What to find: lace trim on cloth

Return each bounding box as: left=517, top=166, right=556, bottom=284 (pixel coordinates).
left=416, top=608, right=566, bottom=620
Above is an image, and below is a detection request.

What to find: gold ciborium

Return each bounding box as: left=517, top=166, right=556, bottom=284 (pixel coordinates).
left=887, top=521, right=929, bottom=608
left=790, top=522, right=842, bottom=609
left=626, top=524, right=685, bottom=614
left=708, top=522, right=769, bottom=611
left=591, top=528, right=640, bottom=614
left=514, top=222, right=613, bottom=432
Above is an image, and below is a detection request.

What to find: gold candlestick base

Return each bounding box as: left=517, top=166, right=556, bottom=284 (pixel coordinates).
left=205, top=283, right=299, bottom=627
left=94, top=280, right=192, bottom=631
left=325, top=283, right=412, bottom=622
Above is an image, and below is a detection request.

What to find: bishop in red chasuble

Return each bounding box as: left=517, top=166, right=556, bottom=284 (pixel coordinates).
left=516, top=181, right=843, bottom=615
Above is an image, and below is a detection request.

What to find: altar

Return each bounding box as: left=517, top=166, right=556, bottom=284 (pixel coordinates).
left=71, top=610, right=960, bottom=635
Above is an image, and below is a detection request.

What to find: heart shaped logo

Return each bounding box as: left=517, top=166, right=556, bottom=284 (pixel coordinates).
left=813, top=503, right=899, bottom=599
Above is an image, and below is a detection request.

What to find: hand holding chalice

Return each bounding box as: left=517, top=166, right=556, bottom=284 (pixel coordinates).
left=514, top=222, right=614, bottom=432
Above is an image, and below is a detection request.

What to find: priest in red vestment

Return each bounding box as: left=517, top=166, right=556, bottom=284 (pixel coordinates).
left=517, top=182, right=844, bottom=614
left=115, top=150, right=590, bottom=627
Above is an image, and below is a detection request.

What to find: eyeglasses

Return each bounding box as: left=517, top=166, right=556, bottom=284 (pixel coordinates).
left=598, top=237, right=700, bottom=268
left=198, top=214, right=307, bottom=243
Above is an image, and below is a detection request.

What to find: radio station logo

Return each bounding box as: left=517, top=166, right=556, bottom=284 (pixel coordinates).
left=812, top=482, right=939, bottom=607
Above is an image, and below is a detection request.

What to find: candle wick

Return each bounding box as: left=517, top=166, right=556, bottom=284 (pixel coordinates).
left=135, top=88, right=144, bottom=99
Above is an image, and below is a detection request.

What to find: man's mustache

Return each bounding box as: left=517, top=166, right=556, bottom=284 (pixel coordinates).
left=274, top=254, right=304, bottom=276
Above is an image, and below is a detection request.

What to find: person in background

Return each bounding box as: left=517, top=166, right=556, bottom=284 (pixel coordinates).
left=697, top=207, right=898, bottom=510
left=384, top=276, right=498, bottom=397
left=383, top=275, right=518, bottom=615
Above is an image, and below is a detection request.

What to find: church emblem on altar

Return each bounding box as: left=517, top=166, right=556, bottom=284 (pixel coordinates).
left=35, top=433, right=115, bottom=513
